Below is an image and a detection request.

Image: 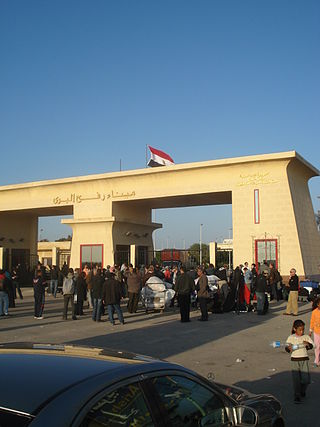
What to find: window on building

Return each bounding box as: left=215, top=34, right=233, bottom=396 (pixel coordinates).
left=80, top=245, right=103, bottom=269
left=255, top=239, right=278, bottom=268
left=115, top=245, right=130, bottom=266
left=254, top=189, right=260, bottom=224
left=138, top=246, right=148, bottom=266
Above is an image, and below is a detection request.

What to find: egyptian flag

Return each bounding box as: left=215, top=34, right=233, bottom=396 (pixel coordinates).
left=147, top=145, right=175, bottom=167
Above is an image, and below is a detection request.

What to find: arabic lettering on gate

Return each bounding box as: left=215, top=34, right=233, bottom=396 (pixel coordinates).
left=237, top=172, right=278, bottom=187
left=52, top=190, right=136, bottom=205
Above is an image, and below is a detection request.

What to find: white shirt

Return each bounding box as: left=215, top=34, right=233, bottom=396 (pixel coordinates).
left=286, top=334, right=314, bottom=359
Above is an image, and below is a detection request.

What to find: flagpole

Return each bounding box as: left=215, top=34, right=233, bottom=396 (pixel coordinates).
left=145, top=144, right=148, bottom=167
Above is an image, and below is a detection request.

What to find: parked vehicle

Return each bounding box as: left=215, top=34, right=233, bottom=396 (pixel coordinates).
left=0, top=343, right=285, bottom=427
left=160, top=249, right=181, bottom=263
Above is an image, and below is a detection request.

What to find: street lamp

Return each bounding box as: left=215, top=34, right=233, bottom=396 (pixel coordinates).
left=182, top=239, right=186, bottom=250
left=199, top=224, right=203, bottom=266
left=153, top=209, right=157, bottom=258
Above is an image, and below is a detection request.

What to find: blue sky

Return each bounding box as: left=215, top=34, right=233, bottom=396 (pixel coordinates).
left=1, top=0, right=319, bottom=246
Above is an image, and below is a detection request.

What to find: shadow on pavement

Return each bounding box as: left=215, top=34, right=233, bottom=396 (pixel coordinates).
left=235, top=370, right=320, bottom=427
left=68, top=308, right=279, bottom=360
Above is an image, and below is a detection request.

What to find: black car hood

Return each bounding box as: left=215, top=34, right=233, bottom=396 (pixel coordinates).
left=0, top=343, right=158, bottom=414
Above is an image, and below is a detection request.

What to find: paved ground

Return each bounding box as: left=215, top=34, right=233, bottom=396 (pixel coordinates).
left=0, top=289, right=319, bottom=426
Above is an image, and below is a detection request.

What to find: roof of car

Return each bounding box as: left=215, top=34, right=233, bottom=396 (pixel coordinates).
left=0, top=343, right=163, bottom=415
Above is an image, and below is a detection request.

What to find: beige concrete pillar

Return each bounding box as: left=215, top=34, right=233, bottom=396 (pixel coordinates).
left=52, top=246, right=58, bottom=266
left=62, top=218, right=114, bottom=269
left=130, top=244, right=136, bottom=267
left=209, top=242, right=217, bottom=266
left=0, top=247, right=3, bottom=269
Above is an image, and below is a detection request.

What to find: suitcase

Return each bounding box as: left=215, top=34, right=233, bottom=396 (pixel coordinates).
left=298, top=287, right=309, bottom=302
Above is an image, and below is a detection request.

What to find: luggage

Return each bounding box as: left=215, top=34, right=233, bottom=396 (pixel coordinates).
left=298, top=287, right=309, bottom=302
left=308, top=288, right=320, bottom=302
left=141, top=277, right=175, bottom=312
left=207, top=275, right=220, bottom=285
left=300, top=280, right=319, bottom=289
left=222, top=287, right=236, bottom=312
left=300, top=281, right=319, bottom=299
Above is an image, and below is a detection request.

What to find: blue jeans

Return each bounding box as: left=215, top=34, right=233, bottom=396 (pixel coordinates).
left=256, top=292, right=265, bottom=314
left=107, top=304, right=124, bottom=324
left=50, top=280, right=58, bottom=297
left=0, top=291, right=9, bottom=315
left=87, top=290, right=93, bottom=308
left=92, top=298, right=102, bottom=321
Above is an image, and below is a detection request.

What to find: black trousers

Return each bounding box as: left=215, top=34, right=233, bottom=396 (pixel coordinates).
left=198, top=297, right=208, bottom=320
left=63, top=295, right=75, bottom=319
left=75, top=299, right=84, bottom=315
left=127, top=292, right=139, bottom=313
left=178, top=294, right=191, bottom=322
left=270, top=283, right=278, bottom=301
left=13, top=281, right=23, bottom=299
left=34, top=293, right=44, bottom=317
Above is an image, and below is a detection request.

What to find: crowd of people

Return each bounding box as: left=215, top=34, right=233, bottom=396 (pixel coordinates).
left=0, top=258, right=306, bottom=323
left=0, top=266, right=24, bottom=316
left=30, top=262, right=128, bottom=324
left=1, top=258, right=320, bottom=406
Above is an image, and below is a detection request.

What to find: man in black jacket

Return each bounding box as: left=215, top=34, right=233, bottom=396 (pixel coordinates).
left=232, top=266, right=244, bottom=314
left=91, top=268, right=104, bottom=322
left=49, top=265, right=59, bottom=298
left=174, top=266, right=195, bottom=322
left=197, top=267, right=209, bottom=321
left=33, top=269, right=46, bottom=319
left=75, top=270, right=87, bottom=316
left=103, top=271, right=124, bottom=325
left=284, top=268, right=299, bottom=316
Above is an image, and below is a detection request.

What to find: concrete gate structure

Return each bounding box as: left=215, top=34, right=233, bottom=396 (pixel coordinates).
left=0, top=151, right=319, bottom=279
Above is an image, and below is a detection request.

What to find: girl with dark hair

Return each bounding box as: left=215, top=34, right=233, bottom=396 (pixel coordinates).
left=285, top=319, right=313, bottom=404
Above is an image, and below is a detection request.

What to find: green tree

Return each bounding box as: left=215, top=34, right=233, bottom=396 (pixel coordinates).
left=55, top=234, right=72, bottom=242
left=188, top=243, right=209, bottom=265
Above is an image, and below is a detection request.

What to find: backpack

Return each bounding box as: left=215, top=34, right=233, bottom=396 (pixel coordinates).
left=63, top=277, right=74, bottom=295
